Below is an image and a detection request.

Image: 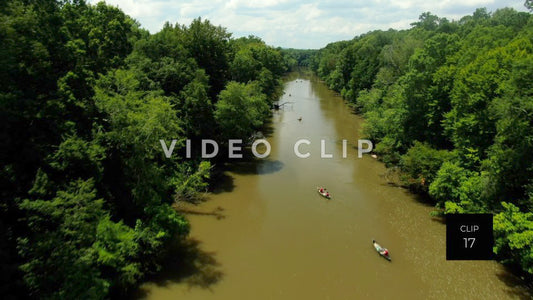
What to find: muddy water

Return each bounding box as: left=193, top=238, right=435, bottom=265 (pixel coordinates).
left=138, top=72, right=530, bottom=299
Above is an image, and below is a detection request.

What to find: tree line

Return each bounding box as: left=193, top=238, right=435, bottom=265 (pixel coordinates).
left=307, top=6, right=533, bottom=278
left=0, top=0, right=287, bottom=298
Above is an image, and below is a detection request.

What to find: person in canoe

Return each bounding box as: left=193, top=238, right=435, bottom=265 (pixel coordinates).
left=373, top=239, right=391, bottom=260
left=317, top=187, right=330, bottom=198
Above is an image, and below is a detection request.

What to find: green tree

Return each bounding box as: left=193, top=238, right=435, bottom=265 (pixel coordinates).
left=429, top=162, right=485, bottom=211
left=18, top=179, right=109, bottom=299
left=494, top=202, right=533, bottom=274
left=399, top=142, right=453, bottom=193
left=214, top=81, right=270, bottom=140
left=177, top=69, right=215, bottom=138
left=484, top=45, right=533, bottom=207
left=230, top=48, right=260, bottom=83
left=182, top=18, right=232, bottom=99
left=401, top=33, right=458, bottom=146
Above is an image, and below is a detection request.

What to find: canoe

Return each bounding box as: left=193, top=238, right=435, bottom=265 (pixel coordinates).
left=316, top=187, right=331, bottom=199
left=372, top=239, right=391, bottom=261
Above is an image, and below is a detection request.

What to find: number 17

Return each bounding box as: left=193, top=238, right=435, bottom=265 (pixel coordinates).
left=463, top=237, right=475, bottom=248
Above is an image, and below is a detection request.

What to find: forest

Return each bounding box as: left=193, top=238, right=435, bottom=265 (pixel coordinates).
left=308, top=5, right=533, bottom=280
left=0, top=0, right=286, bottom=298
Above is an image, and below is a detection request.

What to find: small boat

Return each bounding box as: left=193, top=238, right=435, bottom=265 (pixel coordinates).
left=317, top=187, right=331, bottom=199
left=372, top=239, right=391, bottom=261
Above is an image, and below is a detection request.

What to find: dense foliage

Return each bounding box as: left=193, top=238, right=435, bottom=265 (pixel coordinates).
left=311, top=7, right=533, bottom=278
left=280, top=48, right=317, bottom=71
left=0, top=0, right=285, bottom=298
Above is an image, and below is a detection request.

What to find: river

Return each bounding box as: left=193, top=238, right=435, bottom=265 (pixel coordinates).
left=137, top=72, right=531, bottom=299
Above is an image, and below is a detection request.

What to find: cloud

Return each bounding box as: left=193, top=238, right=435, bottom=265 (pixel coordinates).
left=226, top=0, right=291, bottom=9
left=91, top=0, right=528, bottom=49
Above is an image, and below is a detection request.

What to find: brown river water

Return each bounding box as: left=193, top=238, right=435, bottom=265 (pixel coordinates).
left=137, top=72, right=531, bottom=299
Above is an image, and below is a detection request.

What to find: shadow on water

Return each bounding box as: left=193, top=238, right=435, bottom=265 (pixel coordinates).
left=206, top=120, right=277, bottom=195
left=134, top=238, right=224, bottom=298
left=430, top=215, right=446, bottom=225
left=403, top=190, right=435, bottom=206
left=260, top=120, right=275, bottom=138
left=222, top=143, right=284, bottom=176
left=176, top=206, right=226, bottom=220
left=209, top=171, right=235, bottom=195
left=228, top=159, right=284, bottom=175
left=257, top=159, right=284, bottom=175
left=496, top=266, right=533, bottom=299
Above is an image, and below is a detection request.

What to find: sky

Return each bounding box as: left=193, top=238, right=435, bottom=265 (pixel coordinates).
left=89, top=0, right=528, bottom=49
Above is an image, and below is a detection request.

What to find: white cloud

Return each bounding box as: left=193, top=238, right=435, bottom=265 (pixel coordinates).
left=226, top=0, right=291, bottom=9
left=90, top=0, right=528, bottom=49
left=102, top=0, right=167, bottom=18
left=390, top=0, right=495, bottom=11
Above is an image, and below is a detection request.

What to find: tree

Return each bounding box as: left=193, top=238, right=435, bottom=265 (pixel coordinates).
left=214, top=81, right=270, bottom=140
left=181, top=18, right=232, bottom=99
left=177, top=69, right=215, bottom=139
left=494, top=202, right=533, bottom=274
left=230, top=48, right=260, bottom=83
left=484, top=45, right=533, bottom=207
left=410, top=12, right=441, bottom=31
left=18, top=179, right=109, bottom=299
left=429, top=162, right=485, bottom=212
left=399, top=142, right=452, bottom=193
